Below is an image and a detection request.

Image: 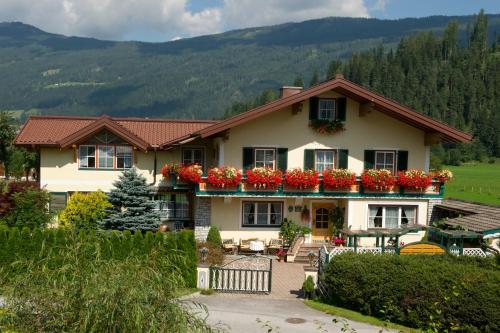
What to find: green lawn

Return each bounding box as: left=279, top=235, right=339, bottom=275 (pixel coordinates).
left=304, top=300, right=420, bottom=333
left=444, top=161, right=500, bottom=206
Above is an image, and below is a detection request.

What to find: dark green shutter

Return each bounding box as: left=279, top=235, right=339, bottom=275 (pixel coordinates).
left=304, top=149, right=315, bottom=170
left=397, top=150, right=408, bottom=171
left=309, top=97, right=319, bottom=121
left=364, top=150, right=375, bottom=169
left=337, top=149, right=348, bottom=169
left=277, top=148, right=288, bottom=171
left=242, top=147, right=254, bottom=170
left=336, top=97, right=346, bottom=121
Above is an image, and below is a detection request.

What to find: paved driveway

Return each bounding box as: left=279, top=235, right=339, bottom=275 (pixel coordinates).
left=188, top=294, right=395, bottom=333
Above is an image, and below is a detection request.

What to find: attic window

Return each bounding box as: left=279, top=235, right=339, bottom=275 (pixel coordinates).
left=318, top=99, right=335, bottom=120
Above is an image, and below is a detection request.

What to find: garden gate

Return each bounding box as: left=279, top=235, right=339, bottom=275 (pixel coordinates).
left=209, top=256, right=272, bottom=294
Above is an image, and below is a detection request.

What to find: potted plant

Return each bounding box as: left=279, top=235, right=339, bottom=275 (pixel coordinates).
left=361, top=169, right=396, bottom=191
left=397, top=169, right=432, bottom=191
left=302, top=276, right=316, bottom=299
left=178, top=164, right=203, bottom=183
left=322, top=169, right=357, bottom=190
left=309, top=119, right=345, bottom=134
left=284, top=168, right=319, bottom=190
left=245, top=167, right=283, bottom=190
left=160, top=162, right=181, bottom=179
left=333, top=236, right=345, bottom=247
left=206, top=166, right=242, bottom=188
left=276, top=248, right=286, bottom=262
left=433, top=169, right=453, bottom=183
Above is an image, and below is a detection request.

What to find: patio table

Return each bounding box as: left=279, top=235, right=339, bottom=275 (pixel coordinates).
left=249, top=240, right=265, bottom=253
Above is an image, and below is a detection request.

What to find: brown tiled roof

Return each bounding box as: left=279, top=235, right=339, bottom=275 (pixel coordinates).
left=15, top=115, right=218, bottom=149
left=435, top=199, right=500, bottom=233
left=193, top=76, right=473, bottom=143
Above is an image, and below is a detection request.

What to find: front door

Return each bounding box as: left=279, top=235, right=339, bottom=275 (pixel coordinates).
left=312, top=204, right=334, bottom=242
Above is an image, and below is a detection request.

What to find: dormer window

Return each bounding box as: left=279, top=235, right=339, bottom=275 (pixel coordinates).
left=318, top=99, right=335, bottom=120
left=79, top=145, right=133, bottom=170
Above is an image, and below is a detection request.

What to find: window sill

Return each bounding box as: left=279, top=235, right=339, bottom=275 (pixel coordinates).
left=78, top=168, right=132, bottom=171
left=241, top=224, right=282, bottom=228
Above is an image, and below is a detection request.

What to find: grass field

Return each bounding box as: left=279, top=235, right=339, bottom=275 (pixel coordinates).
left=444, top=161, right=500, bottom=206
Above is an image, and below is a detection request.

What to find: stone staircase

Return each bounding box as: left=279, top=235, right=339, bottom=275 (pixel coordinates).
left=293, top=242, right=332, bottom=264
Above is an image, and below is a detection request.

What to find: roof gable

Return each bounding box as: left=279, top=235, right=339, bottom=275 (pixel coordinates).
left=194, top=76, right=472, bottom=143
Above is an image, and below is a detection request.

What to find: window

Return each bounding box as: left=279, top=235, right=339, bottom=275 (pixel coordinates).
left=318, top=99, right=335, bottom=120
left=255, top=149, right=275, bottom=169
left=315, top=208, right=329, bottom=229
left=182, top=148, right=204, bottom=166
left=79, top=144, right=133, bottom=169
left=116, top=146, right=133, bottom=169
left=98, top=145, right=114, bottom=169
left=153, top=193, right=190, bottom=220
left=49, top=193, right=67, bottom=212
left=375, top=151, right=395, bottom=173
left=368, top=206, right=417, bottom=228
left=79, top=145, right=96, bottom=168
left=315, top=150, right=335, bottom=172
left=242, top=201, right=283, bottom=227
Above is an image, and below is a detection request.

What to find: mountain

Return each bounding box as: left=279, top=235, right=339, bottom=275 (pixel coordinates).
left=1, top=14, right=499, bottom=121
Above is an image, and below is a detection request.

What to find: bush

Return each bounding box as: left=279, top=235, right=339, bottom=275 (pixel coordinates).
left=321, top=254, right=500, bottom=332
left=279, top=218, right=311, bottom=247
left=2, top=189, right=51, bottom=229
left=206, top=226, right=222, bottom=248
left=302, top=276, right=315, bottom=299
left=59, top=191, right=111, bottom=230
left=1, top=231, right=210, bottom=332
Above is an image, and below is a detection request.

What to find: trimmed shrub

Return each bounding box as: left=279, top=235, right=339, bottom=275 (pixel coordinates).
left=59, top=191, right=111, bottom=230
left=321, top=253, right=500, bottom=332
left=206, top=225, right=222, bottom=248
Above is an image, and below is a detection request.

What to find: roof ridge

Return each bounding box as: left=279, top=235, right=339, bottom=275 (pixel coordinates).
left=27, top=115, right=219, bottom=124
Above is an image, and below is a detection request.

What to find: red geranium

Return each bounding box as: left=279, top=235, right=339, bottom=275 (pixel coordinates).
left=322, top=169, right=357, bottom=189
left=160, top=162, right=181, bottom=177
left=285, top=168, right=319, bottom=189
left=246, top=167, right=283, bottom=190
left=178, top=164, right=203, bottom=183
left=397, top=169, right=432, bottom=190
left=206, top=167, right=242, bottom=188
left=432, top=169, right=453, bottom=183
left=361, top=169, right=396, bottom=191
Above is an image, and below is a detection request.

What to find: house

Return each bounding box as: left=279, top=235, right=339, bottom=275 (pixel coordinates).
left=15, top=75, right=472, bottom=246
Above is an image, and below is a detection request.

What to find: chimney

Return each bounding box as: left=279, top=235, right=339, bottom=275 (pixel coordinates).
left=280, top=86, right=303, bottom=98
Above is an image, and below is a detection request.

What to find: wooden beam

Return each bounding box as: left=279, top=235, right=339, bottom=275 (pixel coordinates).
left=358, top=102, right=375, bottom=117
left=292, top=102, right=303, bottom=115
left=425, top=132, right=442, bottom=146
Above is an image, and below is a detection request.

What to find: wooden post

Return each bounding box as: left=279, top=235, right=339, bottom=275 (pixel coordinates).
left=353, top=236, right=358, bottom=253
left=381, top=236, right=385, bottom=253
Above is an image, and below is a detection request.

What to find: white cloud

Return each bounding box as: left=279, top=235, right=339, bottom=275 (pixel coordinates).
left=371, top=0, right=389, bottom=12
left=0, top=0, right=370, bottom=41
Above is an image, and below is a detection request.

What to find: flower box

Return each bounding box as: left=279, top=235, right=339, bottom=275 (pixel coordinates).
left=206, top=167, right=242, bottom=188
left=397, top=169, right=432, bottom=191
left=361, top=169, right=397, bottom=192
left=178, top=164, right=203, bottom=183
left=322, top=169, right=357, bottom=191
left=245, top=167, right=283, bottom=190
left=283, top=184, right=320, bottom=192
left=432, top=169, right=453, bottom=183
left=284, top=168, right=319, bottom=190
left=323, top=184, right=359, bottom=193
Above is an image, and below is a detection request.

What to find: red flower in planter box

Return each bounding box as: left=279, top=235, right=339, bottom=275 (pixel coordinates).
left=178, top=164, right=203, bottom=183
left=432, top=169, right=453, bottom=183
left=246, top=167, right=283, bottom=190
left=397, top=169, right=432, bottom=190
left=333, top=236, right=345, bottom=246
left=322, top=169, right=357, bottom=190
left=285, top=168, right=319, bottom=189
left=160, top=162, right=181, bottom=178
left=206, top=167, right=242, bottom=188
left=361, top=169, right=396, bottom=191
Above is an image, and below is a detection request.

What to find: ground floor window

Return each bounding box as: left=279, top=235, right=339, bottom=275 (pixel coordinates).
left=242, top=201, right=283, bottom=227
left=368, top=205, right=416, bottom=228
left=153, top=193, right=190, bottom=220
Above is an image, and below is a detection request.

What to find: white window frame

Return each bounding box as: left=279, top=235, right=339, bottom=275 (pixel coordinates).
left=78, top=145, right=97, bottom=169
left=116, top=145, right=133, bottom=169
left=242, top=201, right=283, bottom=227
left=182, top=147, right=205, bottom=167
left=254, top=148, right=276, bottom=169
left=315, top=150, right=336, bottom=172
left=98, top=145, right=115, bottom=169
left=375, top=150, right=396, bottom=174
left=318, top=98, right=336, bottom=120
left=368, top=205, right=417, bottom=229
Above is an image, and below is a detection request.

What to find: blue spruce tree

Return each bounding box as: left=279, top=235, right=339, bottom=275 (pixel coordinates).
left=101, top=168, right=160, bottom=232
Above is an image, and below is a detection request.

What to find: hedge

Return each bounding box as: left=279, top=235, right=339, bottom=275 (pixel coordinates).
left=0, top=226, right=197, bottom=288
left=321, top=253, right=500, bottom=332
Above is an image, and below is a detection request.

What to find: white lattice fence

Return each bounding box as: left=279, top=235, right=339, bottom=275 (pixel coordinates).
left=463, top=248, right=487, bottom=257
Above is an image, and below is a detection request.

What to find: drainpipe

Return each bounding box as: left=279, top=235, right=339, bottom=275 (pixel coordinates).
left=149, top=145, right=159, bottom=186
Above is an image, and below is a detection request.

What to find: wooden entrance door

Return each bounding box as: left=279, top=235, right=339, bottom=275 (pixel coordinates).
left=312, top=204, right=334, bottom=242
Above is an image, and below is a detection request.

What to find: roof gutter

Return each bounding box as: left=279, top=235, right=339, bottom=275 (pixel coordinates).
left=149, top=145, right=159, bottom=186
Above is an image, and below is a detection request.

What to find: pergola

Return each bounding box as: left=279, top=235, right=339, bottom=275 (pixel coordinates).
left=340, top=225, right=426, bottom=253
left=427, top=227, right=482, bottom=253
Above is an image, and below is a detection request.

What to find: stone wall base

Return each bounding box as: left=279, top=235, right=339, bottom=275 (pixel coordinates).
left=427, top=198, right=443, bottom=225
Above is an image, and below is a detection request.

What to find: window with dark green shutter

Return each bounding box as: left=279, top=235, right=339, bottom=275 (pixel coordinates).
left=242, top=147, right=254, bottom=170
left=304, top=149, right=315, bottom=170
left=309, top=97, right=319, bottom=121
left=364, top=150, right=375, bottom=169
left=397, top=150, right=408, bottom=171
left=337, top=149, right=349, bottom=169
left=277, top=148, right=288, bottom=171
left=336, top=97, right=346, bottom=121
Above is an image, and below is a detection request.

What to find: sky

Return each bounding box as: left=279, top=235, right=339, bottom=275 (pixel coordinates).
left=0, top=0, right=498, bottom=42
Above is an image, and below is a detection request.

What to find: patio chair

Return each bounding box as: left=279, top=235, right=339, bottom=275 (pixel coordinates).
left=222, top=238, right=238, bottom=254
left=266, top=238, right=284, bottom=255
left=239, top=238, right=257, bottom=253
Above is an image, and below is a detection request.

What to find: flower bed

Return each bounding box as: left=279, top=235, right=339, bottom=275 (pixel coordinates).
left=206, top=167, right=242, bottom=188
left=246, top=167, right=283, bottom=190
left=433, top=169, right=453, bottom=183
left=361, top=169, right=396, bottom=191
left=178, top=164, right=203, bottom=183
left=160, top=162, right=181, bottom=178
left=285, top=168, right=320, bottom=190
left=397, top=169, right=432, bottom=191
left=322, top=169, right=357, bottom=190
